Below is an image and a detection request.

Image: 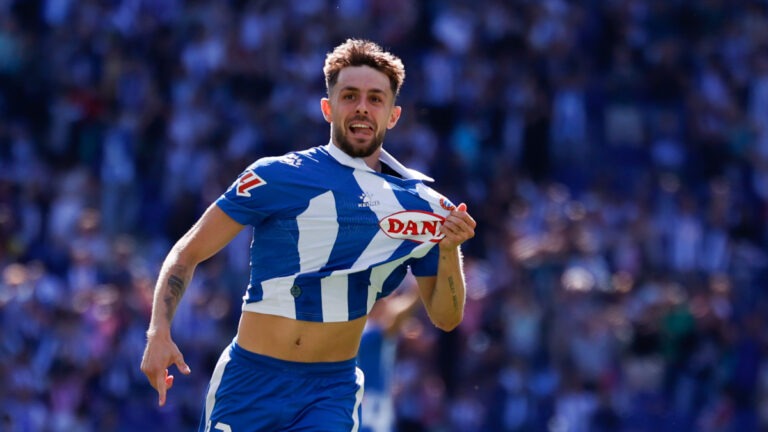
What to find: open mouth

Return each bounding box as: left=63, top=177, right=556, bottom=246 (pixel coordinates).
left=349, top=122, right=374, bottom=137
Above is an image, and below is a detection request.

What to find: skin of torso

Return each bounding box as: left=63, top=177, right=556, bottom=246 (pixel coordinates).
left=236, top=311, right=368, bottom=362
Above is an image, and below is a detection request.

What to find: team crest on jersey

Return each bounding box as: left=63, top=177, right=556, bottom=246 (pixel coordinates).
left=439, top=197, right=456, bottom=211
left=379, top=210, right=445, bottom=243
left=236, top=170, right=267, bottom=197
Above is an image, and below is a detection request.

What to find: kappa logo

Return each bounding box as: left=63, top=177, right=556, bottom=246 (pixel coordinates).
left=236, top=170, right=267, bottom=197
left=379, top=210, right=445, bottom=243
left=358, top=192, right=381, bottom=208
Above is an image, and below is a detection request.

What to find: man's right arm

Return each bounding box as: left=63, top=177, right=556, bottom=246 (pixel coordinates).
left=140, top=203, right=245, bottom=406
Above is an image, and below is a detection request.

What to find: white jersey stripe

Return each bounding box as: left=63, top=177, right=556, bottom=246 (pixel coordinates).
left=416, top=182, right=448, bottom=214
left=321, top=274, right=349, bottom=321
left=367, top=256, right=408, bottom=310
left=244, top=276, right=297, bottom=319
left=349, top=171, right=404, bottom=269
left=297, top=191, right=338, bottom=272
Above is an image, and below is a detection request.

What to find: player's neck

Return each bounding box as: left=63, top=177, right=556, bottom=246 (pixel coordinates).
left=362, top=154, right=381, bottom=172
left=329, top=140, right=383, bottom=172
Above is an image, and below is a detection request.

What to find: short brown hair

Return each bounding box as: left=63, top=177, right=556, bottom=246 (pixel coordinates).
left=323, top=39, right=405, bottom=98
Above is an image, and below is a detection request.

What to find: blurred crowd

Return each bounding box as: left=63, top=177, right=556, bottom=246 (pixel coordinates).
left=1, top=0, right=768, bottom=431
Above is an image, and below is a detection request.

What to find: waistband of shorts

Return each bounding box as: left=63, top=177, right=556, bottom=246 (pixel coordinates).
left=229, top=341, right=357, bottom=376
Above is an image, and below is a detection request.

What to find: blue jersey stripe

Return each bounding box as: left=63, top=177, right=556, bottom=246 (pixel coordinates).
left=380, top=253, right=410, bottom=299
left=293, top=276, right=323, bottom=321
left=322, top=171, right=377, bottom=273
left=248, top=217, right=303, bottom=283
left=347, top=270, right=372, bottom=321
left=389, top=179, right=435, bottom=213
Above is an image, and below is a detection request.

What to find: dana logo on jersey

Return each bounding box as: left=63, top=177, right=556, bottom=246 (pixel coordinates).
left=379, top=210, right=446, bottom=243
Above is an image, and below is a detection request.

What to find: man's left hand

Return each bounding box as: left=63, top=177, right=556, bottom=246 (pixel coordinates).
left=439, top=203, right=476, bottom=250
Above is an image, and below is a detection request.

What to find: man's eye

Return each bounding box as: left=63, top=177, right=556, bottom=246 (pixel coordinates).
left=343, top=94, right=355, bottom=100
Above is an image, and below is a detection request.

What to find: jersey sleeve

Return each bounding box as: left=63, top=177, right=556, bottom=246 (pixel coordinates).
left=407, top=244, right=440, bottom=277
left=215, top=157, right=288, bottom=226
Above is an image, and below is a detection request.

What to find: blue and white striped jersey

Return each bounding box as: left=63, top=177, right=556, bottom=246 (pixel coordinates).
left=216, top=143, right=455, bottom=323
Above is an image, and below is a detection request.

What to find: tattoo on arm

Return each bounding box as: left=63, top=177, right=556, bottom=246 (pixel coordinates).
left=448, top=276, right=459, bottom=311
left=163, top=274, right=187, bottom=322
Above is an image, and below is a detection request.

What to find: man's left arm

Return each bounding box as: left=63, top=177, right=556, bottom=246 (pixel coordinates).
left=416, top=203, right=476, bottom=331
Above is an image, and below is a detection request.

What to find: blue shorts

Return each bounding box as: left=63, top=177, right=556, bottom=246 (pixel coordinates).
left=199, top=341, right=364, bottom=432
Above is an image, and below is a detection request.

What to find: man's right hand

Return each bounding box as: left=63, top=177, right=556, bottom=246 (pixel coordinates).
left=140, top=330, right=191, bottom=406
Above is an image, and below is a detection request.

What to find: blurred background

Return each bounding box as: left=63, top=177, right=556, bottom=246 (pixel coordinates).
left=0, top=0, right=767, bottom=431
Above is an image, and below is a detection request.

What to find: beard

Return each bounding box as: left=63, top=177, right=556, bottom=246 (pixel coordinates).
left=332, top=122, right=386, bottom=158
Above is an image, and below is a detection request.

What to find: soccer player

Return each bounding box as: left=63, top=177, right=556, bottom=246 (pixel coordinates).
left=140, top=38, right=476, bottom=432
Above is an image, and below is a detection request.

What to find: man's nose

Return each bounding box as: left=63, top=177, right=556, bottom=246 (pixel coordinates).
left=355, top=100, right=368, bottom=114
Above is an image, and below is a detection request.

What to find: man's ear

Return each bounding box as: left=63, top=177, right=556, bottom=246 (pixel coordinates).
left=320, top=98, right=332, bottom=123
left=387, top=105, right=402, bottom=129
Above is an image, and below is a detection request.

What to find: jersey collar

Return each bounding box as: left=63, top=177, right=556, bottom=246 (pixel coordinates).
left=325, top=142, right=434, bottom=182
